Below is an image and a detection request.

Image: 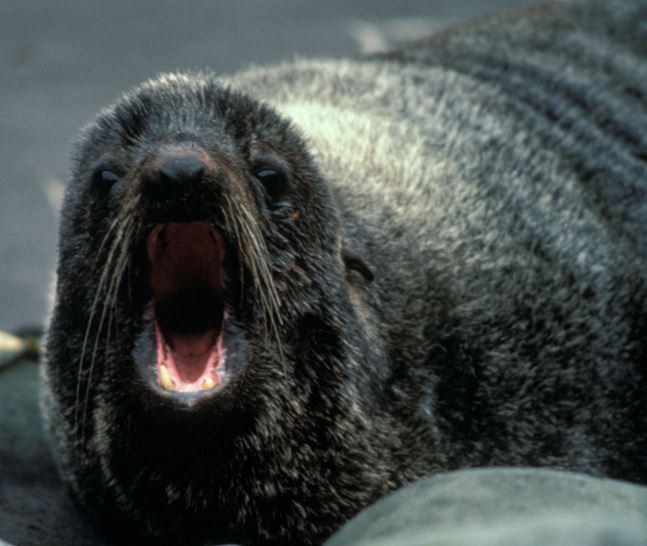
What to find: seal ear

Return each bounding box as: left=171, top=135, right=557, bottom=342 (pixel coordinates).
left=342, top=248, right=374, bottom=283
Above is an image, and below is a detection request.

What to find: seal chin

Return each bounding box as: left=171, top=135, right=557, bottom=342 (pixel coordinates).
left=136, top=221, right=231, bottom=404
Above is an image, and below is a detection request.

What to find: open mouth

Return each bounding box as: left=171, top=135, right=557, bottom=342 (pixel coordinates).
left=147, top=222, right=227, bottom=394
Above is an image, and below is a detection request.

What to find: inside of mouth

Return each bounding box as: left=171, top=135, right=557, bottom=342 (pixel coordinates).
left=147, top=222, right=226, bottom=392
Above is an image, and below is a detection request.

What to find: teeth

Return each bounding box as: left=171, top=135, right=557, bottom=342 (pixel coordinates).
left=202, top=376, right=215, bottom=390
left=159, top=365, right=176, bottom=391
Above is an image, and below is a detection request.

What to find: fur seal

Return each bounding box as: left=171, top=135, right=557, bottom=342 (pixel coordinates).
left=42, top=1, right=647, bottom=545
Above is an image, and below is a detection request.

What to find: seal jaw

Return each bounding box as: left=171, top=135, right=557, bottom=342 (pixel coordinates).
left=144, top=221, right=229, bottom=399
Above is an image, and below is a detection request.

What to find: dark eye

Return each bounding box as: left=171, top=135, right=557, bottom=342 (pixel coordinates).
left=99, top=169, right=121, bottom=185
left=255, top=168, right=288, bottom=201
left=93, top=168, right=122, bottom=199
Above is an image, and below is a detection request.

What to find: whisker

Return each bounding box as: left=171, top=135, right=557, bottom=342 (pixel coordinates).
left=74, top=216, right=127, bottom=436
left=75, top=195, right=140, bottom=440
left=80, top=215, right=136, bottom=440
left=221, top=187, right=285, bottom=365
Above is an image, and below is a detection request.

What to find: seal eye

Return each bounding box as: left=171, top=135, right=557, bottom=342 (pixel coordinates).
left=92, top=168, right=122, bottom=199
left=255, top=168, right=288, bottom=201
left=99, top=169, right=121, bottom=185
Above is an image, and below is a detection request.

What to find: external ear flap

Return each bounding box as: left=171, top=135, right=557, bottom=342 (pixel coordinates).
left=342, top=248, right=374, bottom=283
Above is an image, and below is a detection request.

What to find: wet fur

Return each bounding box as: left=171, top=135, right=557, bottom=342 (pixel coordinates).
left=43, top=1, right=647, bottom=545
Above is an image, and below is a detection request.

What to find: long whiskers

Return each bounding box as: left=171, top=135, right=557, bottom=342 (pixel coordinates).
left=74, top=195, right=140, bottom=443
left=220, top=179, right=284, bottom=361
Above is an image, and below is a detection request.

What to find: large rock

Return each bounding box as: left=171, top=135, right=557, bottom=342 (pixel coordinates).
left=0, top=360, right=107, bottom=546
left=326, top=468, right=647, bottom=546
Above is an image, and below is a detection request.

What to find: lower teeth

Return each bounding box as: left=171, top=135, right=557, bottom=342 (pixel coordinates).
left=159, top=364, right=176, bottom=391
left=158, top=366, right=217, bottom=392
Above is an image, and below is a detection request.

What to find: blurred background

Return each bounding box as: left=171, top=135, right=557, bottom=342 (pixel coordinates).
left=0, top=0, right=536, bottom=333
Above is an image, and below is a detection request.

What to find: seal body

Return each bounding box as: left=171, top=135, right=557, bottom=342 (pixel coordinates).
left=42, top=1, right=647, bottom=545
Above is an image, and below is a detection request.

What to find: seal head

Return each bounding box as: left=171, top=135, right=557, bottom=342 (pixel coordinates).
left=42, top=74, right=388, bottom=545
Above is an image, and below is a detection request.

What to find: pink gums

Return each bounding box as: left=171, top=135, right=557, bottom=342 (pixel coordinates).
left=154, top=320, right=225, bottom=391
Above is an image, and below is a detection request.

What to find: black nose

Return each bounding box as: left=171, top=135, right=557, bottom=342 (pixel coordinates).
left=143, top=154, right=206, bottom=201
left=159, top=155, right=205, bottom=186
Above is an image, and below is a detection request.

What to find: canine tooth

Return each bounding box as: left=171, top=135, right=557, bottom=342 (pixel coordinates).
left=159, top=365, right=175, bottom=391
left=202, top=376, right=215, bottom=390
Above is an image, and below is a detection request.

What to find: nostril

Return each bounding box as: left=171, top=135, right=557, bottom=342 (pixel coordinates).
left=140, top=149, right=214, bottom=222
left=159, top=155, right=206, bottom=186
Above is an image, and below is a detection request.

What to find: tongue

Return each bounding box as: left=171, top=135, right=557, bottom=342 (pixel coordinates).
left=172, top=331, right=217, bottom=358
left=170, top=331, right=217, bottom=383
